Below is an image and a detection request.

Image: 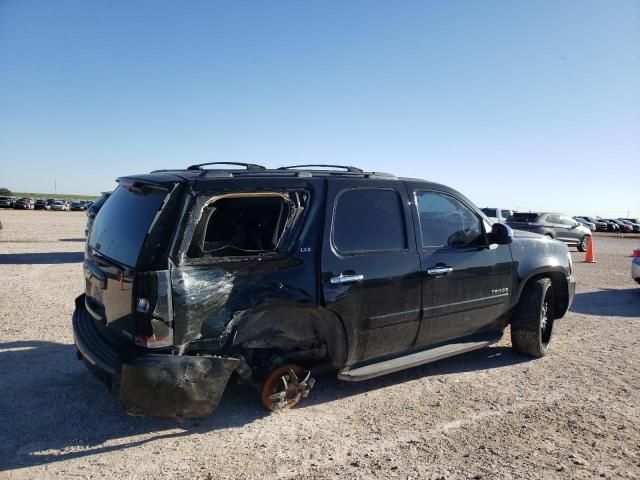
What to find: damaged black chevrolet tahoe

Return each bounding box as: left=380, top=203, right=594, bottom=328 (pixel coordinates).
left=73, top=163, right=576, bottom=419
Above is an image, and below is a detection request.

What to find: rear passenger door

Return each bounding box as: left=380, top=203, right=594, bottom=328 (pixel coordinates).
left=545, top=214, right=567, bottom=240
left=409, top=188, right=513, bottom=347
left=321, top=179, right=422, bottom=365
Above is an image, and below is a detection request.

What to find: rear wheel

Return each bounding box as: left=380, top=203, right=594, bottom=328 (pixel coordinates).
left=260, top=364, right=315, bottom=412
left=578, top=235, right=590, bottom=252
left=511, top=277, right=555, bottom=357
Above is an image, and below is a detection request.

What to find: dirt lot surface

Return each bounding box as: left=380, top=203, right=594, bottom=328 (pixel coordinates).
left=1, top=210, right=639, bottom=479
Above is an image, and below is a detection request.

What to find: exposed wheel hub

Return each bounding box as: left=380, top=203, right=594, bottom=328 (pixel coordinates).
left=261, top=364, right=315, bottom=412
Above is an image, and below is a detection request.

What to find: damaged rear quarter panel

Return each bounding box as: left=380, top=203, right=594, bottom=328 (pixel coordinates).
left=171, top=259, right=316, bottom=347
left=169, top=181, right=348, bottom=364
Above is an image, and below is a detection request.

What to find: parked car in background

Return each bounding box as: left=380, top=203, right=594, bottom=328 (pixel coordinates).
left=575, top=216, right=608, bottom=232
left=13, top=198, right=34, bottom=210
left=596, top=218, right=620, bottom=232
left=51, top=200, right=69, bottom=211
left=34, top=199, right=50, bottom=210
left=0, top=196, right=17, bottom=208
left=84, top=191, right=112, bottom=236
left=506, top=212, right=591, bottom=251
left=573, top=217, right=596, bottom=231
left=617, top=219, right=640, bottom=233
left=481, top=207, right=514, bottom=224
left=603, top=219, right=633, bottom=233
left=70, top=201, right=85, bottom=211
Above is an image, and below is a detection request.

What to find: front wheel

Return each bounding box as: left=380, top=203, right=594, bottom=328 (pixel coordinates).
left=511, top=277, right=555, bottom=357
left=577, top=235, right=590, bottom=252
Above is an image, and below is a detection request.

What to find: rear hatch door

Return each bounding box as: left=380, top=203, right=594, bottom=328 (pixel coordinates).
left=84, top=178, right=182, bottom=346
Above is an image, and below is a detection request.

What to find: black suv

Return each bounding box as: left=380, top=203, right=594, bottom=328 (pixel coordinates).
left=73, top=163, right=576, bottom=419
left=506, top=212, right=592, bottom=251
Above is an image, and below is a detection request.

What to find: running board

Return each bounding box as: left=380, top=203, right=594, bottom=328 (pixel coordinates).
left=338, top=340, right=491, bottom=382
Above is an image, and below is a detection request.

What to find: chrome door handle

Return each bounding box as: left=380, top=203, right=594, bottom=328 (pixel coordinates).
left=330, top=274, right=364, bottom=284
left=427, top=266, right=453, bottom=275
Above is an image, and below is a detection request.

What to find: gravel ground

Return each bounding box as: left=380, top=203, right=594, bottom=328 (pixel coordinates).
left=0, top=210, right=638, bottom=479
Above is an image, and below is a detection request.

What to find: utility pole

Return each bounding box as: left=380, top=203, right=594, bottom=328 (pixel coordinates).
left=54, top=179, right=57, bottom=195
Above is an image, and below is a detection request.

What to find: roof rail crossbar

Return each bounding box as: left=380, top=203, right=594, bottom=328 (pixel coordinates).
left=278, top=164, right=363, bottom=173
left=187, top=162, right=266, bottom=171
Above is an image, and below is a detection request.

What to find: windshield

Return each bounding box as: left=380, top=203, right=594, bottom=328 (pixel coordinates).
left=88, top=185, right=168, bottom=268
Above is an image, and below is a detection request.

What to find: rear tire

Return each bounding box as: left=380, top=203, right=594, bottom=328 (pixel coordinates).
left=577, top=235, right=589, bottom=252
left=511, top=278, right=555, bottom=358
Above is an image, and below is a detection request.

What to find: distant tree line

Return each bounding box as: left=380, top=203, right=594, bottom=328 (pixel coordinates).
left=0, top=187, right=13, bottom=195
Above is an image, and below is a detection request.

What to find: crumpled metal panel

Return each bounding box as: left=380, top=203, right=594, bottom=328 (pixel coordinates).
left=171, top=266, right=237, bottom=347
left=118, top=354, right=240, bottom=419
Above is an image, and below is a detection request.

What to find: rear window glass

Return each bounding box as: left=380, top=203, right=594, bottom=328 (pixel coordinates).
left=508, top=213, right=539, bottom=222
left=88, top=185, right=168, bottom=268
left=481, top=208, right=497, bottom=217
left=500, top=210, right=512, bottom=218
left=333, top=188, right=407, bottom=254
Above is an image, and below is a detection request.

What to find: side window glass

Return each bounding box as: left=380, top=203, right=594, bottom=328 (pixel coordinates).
left=546, top=214, right=559, bottom=224
left=187, top=192, right=305, bottom=259
left=415, top=191, right=483, bottom=248
left=500, top=210, right=512, bottom=218
left=333, top=189, right=407, bottom=254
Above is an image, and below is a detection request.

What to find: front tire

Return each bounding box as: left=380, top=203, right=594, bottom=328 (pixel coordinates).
left=511, top=277, right=555, bottom=357
left=577, top=235, right=590, bottom=252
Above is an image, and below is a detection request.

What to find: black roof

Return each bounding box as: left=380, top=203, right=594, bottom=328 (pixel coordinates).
left=116, top=162, right=463, bottom=200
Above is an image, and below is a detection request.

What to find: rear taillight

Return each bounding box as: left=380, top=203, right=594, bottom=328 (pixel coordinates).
left=133, top=272, right=174, bottom=349
left=633, top=249, right=640, bottom=258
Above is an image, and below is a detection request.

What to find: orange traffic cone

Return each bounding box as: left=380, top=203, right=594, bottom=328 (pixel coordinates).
left=583, top=236, right=596, bottom=263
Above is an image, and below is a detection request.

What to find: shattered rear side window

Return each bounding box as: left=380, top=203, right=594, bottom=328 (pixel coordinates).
left=187, top=192, right=306, bottom=259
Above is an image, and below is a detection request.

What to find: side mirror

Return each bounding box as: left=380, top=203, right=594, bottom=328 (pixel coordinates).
left=489, top=223, right=513, bottom=245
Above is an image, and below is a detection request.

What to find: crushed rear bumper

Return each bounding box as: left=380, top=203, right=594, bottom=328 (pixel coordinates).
left=72, top=294, right=239, bottom=419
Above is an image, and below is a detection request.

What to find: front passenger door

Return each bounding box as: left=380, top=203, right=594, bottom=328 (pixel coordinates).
left=411, top=190, right=513, bottom=347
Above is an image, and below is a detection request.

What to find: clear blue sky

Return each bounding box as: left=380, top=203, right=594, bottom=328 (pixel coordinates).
left=1, top=1, right=638, bottom=217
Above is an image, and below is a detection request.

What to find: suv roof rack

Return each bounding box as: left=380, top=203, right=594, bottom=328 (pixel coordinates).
left=186, top=162, right=267, bottom=171
left=278, top=164, right=363, bottom=173
left=150, top=163, right=397, bottom=180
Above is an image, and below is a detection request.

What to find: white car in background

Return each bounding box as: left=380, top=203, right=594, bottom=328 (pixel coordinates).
left=51, top=200, right=68, bottom=211
left=633, top=248, right=640, bottom=284
left=481, top=207, right=514, bottom=224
